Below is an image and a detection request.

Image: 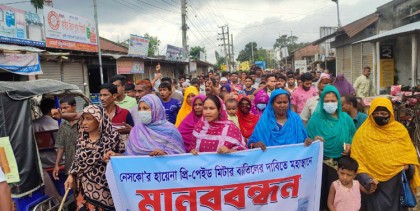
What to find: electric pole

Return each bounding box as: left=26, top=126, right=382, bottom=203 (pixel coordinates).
left=227, top=26, right=231, bottom=71
left=181, top=0, right=188, bottom=60
left=231, top=34, right=234, bottom=70
left=93, top=0, right=104, bottom=84
left=218, top=25, right=229, bottom=71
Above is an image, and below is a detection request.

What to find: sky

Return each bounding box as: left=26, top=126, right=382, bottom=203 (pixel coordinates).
left=3, top=0, right=391, bottom=63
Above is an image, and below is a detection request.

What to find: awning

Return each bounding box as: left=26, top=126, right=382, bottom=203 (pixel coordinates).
left=355, top=21, right=420, bottom=43
left=0, top=44, right=44, bottom=53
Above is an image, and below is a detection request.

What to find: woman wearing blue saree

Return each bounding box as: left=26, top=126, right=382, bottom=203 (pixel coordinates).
left=248, top=89, right=310, bottom=149
left=306, top=84, right=356, bottom=210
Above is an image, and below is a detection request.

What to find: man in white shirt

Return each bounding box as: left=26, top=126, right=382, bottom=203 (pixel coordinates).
left=0, top=167, right=12, bottom=211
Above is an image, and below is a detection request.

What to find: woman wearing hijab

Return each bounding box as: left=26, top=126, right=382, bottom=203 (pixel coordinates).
left=306, top=85, right=356, bottom=210
left=251, top=89, right=269, bottom=116
left=175, top=86, right=199, bottom=127
left=190, top=95, right=247, bottom=154
left=125, top=94, right=185, bottom=156
left=351, top=98, right=420, bottom=211
left=237, top=95, right=259, bottom=142
left=178, top=94, right=206, bottom=152
left=333, top=74, right=355, bottom=96
left=248, top=89, right=309, bottom=149
left=64, top=105, right=124, bottom=210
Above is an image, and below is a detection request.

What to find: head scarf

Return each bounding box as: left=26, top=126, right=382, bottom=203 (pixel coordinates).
left=70, top=105, right=123, bottom=209
left=351, top=98, right=420, bottom=191
left=237, top=95, right=259, bottom=139
left=125, top=94, right=185, bottom=155
left=175, top=86, right=199, bottom=127
left=248, top=89, right=308, bottom=147
left=251, top=89, right=269, bottom=116
left=178, top=94, right=206, bottom=152
left=221, top=84, right=232, bottom=93
left=333, top=74, right=355, bottom=96
left=192, top=96, right=247, bottom=152
left=307, top=85, right=356, bottom=158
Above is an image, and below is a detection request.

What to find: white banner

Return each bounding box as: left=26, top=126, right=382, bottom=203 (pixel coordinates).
left=43, top=6, right=98, bottom=52
left=128, top=34, right=149, bottom=57
left=0, top=52, right=42, bottom=75
left=294, top=60, right=307, bottom=72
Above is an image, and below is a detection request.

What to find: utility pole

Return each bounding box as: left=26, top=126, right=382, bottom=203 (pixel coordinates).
left=227, top=26, right=231, bottom=71
left=93, top=0, right=104, bottom=84
left=231, top=34, right=234, bottom=70
left=218, top=25, right=229, bottom=71
left=181, top=0, right=188, bottom=60
left=251, top=43, right=254, bottom=62
left=332, top=0, right=342, bottom=27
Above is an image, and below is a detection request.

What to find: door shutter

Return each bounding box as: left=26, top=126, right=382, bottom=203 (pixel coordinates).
left=351, top=43, right=362, bottom=83
left=38, top=61, right=61, bottom=81
left=63, top=62, right=86, bottom=111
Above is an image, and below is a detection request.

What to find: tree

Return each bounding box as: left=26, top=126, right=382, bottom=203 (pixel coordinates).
left=31, top=0, right=43, bottom=12
left=214, top=51, right=226, bottom=69
left=143, top=33, right=161, bottom=57
left=190, top=46, right=205, bottom=60
left=273, top=35, right=308, bottom=55
left=237, top=42, right=258, bottom=62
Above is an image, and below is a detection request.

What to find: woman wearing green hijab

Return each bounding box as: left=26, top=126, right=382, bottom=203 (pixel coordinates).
left=306, top=84, right=356, bottom=210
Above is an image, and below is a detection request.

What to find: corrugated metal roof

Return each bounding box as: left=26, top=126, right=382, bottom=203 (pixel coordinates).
left=100, top=37, right=128, bottom=54
left=312, top=13, right=379, bottom=45
left=342, top=13, right=379, bottom=38
left=356, top=21, right=420, bottom=43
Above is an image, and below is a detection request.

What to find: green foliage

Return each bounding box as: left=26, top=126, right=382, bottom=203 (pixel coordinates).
left=214, top=51, right=226, bottom=69
left=236, top=42, right=258, bottom=62
left=31, top=0, right=44, bottom=12
left=190, top=46, right=205, bottom=60
left=273, top=34, right=308, bottom=56
left=143, top=33, right=161, bottom=57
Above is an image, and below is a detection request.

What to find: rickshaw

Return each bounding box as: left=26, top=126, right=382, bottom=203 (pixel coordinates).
left=0, top=79, right=91, bottom=211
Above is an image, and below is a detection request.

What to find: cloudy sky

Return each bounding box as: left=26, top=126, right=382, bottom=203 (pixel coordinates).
left=4, top=0, right=390, bottom=62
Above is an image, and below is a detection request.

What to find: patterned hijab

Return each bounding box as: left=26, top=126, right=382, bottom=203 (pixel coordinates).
left=192, top=96, right=247, bottom=152
left=306, top=85, right=356, bottom=158
left=125, top=94, right=185, bottom=155
left=70, top=105, right=123, bottom=209
left=178, top=94, right=206, bottom=152
left=175, top=86, right=199, bottom=127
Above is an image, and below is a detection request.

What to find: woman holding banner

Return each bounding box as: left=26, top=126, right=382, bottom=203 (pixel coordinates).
left=190, top=95, right=247, bottom=154
left=64, top=105, right=125, bottom=210
left=306, top=85, right=356, bottom=210
left=178, top=94, right=206, bottom=152
left=248, top=89, right=309, bottom=150
left=351, top=98, right=420, bottom=210
left=124, top=94, right=186, bottom=156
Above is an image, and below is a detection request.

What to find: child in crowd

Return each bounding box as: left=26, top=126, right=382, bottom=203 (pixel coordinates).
left=158, top=82, right=182, bottom=124
left=327, top=156, right=376, bottom=211
left=225, top=99, right=240, bottom=128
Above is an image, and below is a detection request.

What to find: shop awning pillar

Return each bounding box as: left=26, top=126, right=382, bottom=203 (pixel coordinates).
left=412, top=34, right=417, bottom=87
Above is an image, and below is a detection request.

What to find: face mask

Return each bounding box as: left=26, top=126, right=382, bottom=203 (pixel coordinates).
left=138, top=111, right=152, bottom=124
left=373, top=116, right=389, bottom=126
left=256, top=103, right=267, bottom=110
left=323, top=102, right=338, bottom=114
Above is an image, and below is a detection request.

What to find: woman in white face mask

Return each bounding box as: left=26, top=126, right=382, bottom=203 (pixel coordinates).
left=306, top=84, right=356, bottom=210
left=124, top=94, right=186, bottom=156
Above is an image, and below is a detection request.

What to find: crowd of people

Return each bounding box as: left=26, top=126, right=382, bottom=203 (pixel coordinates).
left=19, top=64, right=418, bottom=211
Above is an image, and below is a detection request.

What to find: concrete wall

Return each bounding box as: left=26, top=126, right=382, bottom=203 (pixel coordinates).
left=394, top=32, right=420, bottom=86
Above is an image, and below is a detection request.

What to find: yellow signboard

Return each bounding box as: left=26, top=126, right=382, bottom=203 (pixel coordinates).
left=221, top=64, right=227, bottom=71
left=380, top=59, right=394, bottom=88
left=0, top=137, right=20, bottom=183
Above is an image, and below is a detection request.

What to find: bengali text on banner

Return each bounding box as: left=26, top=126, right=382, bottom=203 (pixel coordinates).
left=106, top=141, right=323, bottom=211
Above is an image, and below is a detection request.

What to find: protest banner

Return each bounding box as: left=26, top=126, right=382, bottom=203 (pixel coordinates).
left=106, top=142, right=323, bottom=211
left=294, top=60, right=307, bottom=72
